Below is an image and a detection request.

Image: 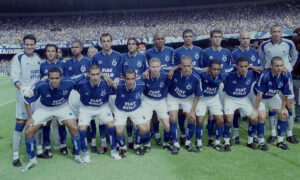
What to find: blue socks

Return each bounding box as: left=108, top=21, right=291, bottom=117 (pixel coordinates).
left=215, top=125, right=224, bottom=140
left=43, top=126, right=51, bottom=147
left=79, top=130, right=87, bottom=152
left=25, top=137, right=36, bottom=159
left=58, top=125, right=67, bottom=145
left=108, top=126, right=117, bottom=150
left=170, top=122, right=178, bottom=143
left=207, top=119, right=215, bottom=139
left=178, top=113, right=186, bottom=136
left=71, top=135, right=81, bottom=156
left=196, top=125, right=203, bottom=141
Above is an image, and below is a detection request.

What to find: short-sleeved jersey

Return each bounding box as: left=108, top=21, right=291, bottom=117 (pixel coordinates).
left=146, top=46, right=174, bottom=70
left=232, top=47, right=261, bottom=67
left=120, top=52, right=147, bottom=78
left=75, top=77, right=112, bottom=107
left=253, top=68, right=292, bottom=99
left=92, top=50, right=122, bottom=80
left=40, top=60, right=66, bottom=77
left=169, top=70, right=203, bottom=98
left=143, top=70, right=169, bottom=100
left=174, top=45, right=203, bottom=68
left=64, top=56, right=91, bottom=76
left=202, top=47, right=232, bottom=71
left=11, top=52, right=41, bottom=86
left=115, top=79, right=144, bottom=112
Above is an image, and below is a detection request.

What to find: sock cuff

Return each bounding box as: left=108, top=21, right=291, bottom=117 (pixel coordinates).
left=15, top=123, right=25, bottom=132
left=289, top=111, right=293, bottom=116
left=269, top=111, right=276, bottom=116
left=71, top=135, right=80, bottom=141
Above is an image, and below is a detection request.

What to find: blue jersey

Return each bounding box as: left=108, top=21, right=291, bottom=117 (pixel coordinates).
left=75, top=77, right=112, bottom=107
left=146, top=46, right=174, bottom=70
left=120, top=53, right=147, bottom=78
left=115, top=79, right=144, bottom=112
left=169, top=70, right=203, bottom=98
left=64, top=56, right=91, bottom=76
left=143, top=70, right=169, bottom=100
left=224, top=70, right=258, bottom=97
left=25, top=75, right=84, bottom=107
left=92, top=50, right=122, bottom=80
left=253, top=68, right=292, bottom=99
left=232, top=47, right=261, bottom=66
left=174, top=46, right=203, bottom=68
left=202, top=47, right=232, bottom=71
left=40, top=60, right=66, bottom=78
left=195, top=70, right=228, bottom=97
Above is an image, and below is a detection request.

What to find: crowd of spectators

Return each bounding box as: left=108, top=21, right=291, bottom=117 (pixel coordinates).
left=0, top=60, right=11, bottom=70
left=0, top=3, right=299, bottom=44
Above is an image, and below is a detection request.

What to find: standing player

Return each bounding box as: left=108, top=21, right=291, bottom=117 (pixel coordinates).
left=113, top=69, right=150, bottom=157
left=202, top=29, right=232, bottom=146
left=87, top=46, right=98, bottom=59
left=259, top=24, right=298, bottom=144
left=145, top=31, right=174, bottom=146
left=137, top=42, right=147, bottom=54
left=251, top=57, right=291, bottom=150
left=10, top=34, right=42, bottom=167
left=92, top=33, right=122, bottom=154
left=174, top=29, right=203, bottom=146
left=22, top=67, right=86, bottom=171
left=168, top=56, right=202, bottom=154
left=231, top=31, right=262, bottom=144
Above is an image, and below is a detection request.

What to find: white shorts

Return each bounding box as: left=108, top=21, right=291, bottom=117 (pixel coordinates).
left=32, top=103, right=75, bottom=126
left=114, top=106, right=147, bottom=126
left=218, top=83, right=225, bottom=107
left=287, top=77, right=295, bottom=100
left=16, top=90, right=39, bottom=120
left=142, top=95, right=169, bottom=120
left=223, top=93, right=253, bottom=116
left=167, top=94, right=194, bottom=113
left=109, top=95, right=116, bottom=113
left=78, top=103, right=113, bottom=126
left=249, top=90, right=282, bottom=111
left=196, top=94, right=223, bottom=116
left=68, top=90, right=80, bottom=119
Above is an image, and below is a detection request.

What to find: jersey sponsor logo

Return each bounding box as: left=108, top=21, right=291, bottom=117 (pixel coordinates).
left=112, top=59, right=117, bottom=66
left=165, top=55, right=170, bottom=62
left=195, top=53, right=199, bottom=59
left=186, top=83, right=192, bottom=90
left=251, top=55, right=256, bottom=62
left=222, top=55, right=227, bottom=62
left=246, top=78, right=251, bottom=85
left=80, top=65, right=86, bottom=72
left=101, top=90, right=106, bottom=96
left=137, top=60, right=142, bottom=67
left=159, top=81, right=165, bottom=88
left=63, top=90, right=68, bottom=96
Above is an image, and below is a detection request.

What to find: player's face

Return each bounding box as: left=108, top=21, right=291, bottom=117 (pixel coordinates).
left=239, top=33, right=250, bottom=48
left=211, top=33, right=222, bottom=47
left=154, top=35, right=165, bottom=49
left=128, top=40, right=137, bottom=53
left=46, top=47, right=57, bottom=61
left=138, top=44, right=146, bottom=54
left=89, top=69, right=101, bottom=86
left=100, top=36, right=112, bottom=51
left=270, top=27, right=282, bottom=42
left=181, top=60, right=193, bottom=77
left=57, top=49, right=63, bottom=59
left=49, top=72, right=62, bottom=88
left=237, top=61, right=249, bottom=76
left=125, top=73, right=136, bottom=90
left=271, top=60, right=284, bottom=75
left=24, top=39, right=36, bottom=56
left=149, top=62, right=161, bottom=76
left=71, top=43, right=82, bottom=56
left=209, top=64, right=221, bottom=78
left=88, top=49, right=97, bottom=58
left=183, top=32, right=194, bottom=46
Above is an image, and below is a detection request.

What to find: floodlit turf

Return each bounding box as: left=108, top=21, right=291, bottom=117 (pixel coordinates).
left=0, top=76, right=300, bottom=180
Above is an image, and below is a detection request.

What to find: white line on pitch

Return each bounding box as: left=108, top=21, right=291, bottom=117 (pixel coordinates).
left=0, top=99, right=15, bottom=107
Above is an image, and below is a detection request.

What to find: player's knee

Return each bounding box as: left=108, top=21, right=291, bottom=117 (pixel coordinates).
left=25, top=127, right=34, bottom=138
left=249, top=118, right=258, bottom=124
left=196, top=118, right=204, bottom=126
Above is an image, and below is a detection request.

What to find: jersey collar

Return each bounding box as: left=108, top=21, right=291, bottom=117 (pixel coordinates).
left=271, top=38, right=282, bottom=45
left=154, top=46, right=165, bottom=52
left=72, top=55, right=83, bottom=62
left=128, top=52, right=137, bottom=58
left=237, top=70, right=248, bottom=78
left=90, top=78, right=101, bottom=87
left=212, top=47, right=222, bottom=52
left=46, top=59, right=58, bottom=65
left=183, top=45, right=193, bottom=50
left=102, top=49, right=113, bottom=55
left=126, top=82, right=136, bottom=91
left=238, top=46, right=249, bottom=52
left=181, top=70, right=192, bottom=79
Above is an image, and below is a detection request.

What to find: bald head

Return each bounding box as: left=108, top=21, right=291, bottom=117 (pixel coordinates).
left=239, top=31, right=250, bottom=49
left=153, top=32, right=165, bottom=50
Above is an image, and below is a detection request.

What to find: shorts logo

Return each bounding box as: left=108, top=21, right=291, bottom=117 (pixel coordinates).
left=69, top=112, right=73, bottom=115
left=222, top=55, right=227, bottom=62
left=142, top=116, right=145, bottom=120
left=107, top=113, right=111, bottom=116
left=135, top=93, right=141, bottom=99
left=46, top=94, right=51, bottom=98
left=159, top=81, right=165, bottom=88
left=137, top=61, right=142, bottom=67
left=112, top=59, right=117, bottom=66
left=165, top=55, right=170, bottom=62
left=209, top=56, right=213, bottom=60
left=246, top=78, right=251, bottom=85
left=186, top=83, right=192, bottom=90
left=80, top=65, right=86, bottom=72
left=251, top=55, right=256, bottom=62
left=195, top=53, right=199, bottom=59
left=63, top=90, right=68, bottom=96
left=101, top=90, right=106, bottom=96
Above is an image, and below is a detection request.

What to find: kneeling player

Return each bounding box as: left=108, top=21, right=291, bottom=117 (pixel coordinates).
left=251, top=56, right=290, bottom=150
left=114, top=69, right=150, bottom=157
left=76, top=65, right=121, bottom=162
left=22, top=67, right=86, bottom=171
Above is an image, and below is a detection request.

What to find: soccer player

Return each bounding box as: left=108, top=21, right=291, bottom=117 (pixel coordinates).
left=231, top=31, right=263, bottom=144
left=251, top=57, right=291, bottom=150
left=174, top=29, right=203, bottom=146
left=113, top=69, right=150, bottom=157
left=92, top=33, right=122, bottom=154
left=57, top=48, right=64, bottom=61
left=22, top=67, right=86, bottom=171
left=143, top=58, right=171, bottom=151
left=137, top=41, right=146, bottom=54
left=76, top=65, right=121, bottom=162
left=87, top=46, right=98, bottom=59
left=145, top=31, right=174, bottom=146
left=11, top=34, right=42, bottom=167
left=195, top=60, right=227, bottom=152
left=202, top=29, right=232, bottom=146
left=223, top=57, right=258, bottom=152
left=168, top=56, right=202, bottom=154
left=259, top=24, right=299, bottom=144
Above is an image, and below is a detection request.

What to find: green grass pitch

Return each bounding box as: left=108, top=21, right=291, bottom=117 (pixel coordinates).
left=0, top=76, right=300, bottom=180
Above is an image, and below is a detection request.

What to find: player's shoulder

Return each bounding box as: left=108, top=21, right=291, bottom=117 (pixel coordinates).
left=203, top=47, right=212, bottom=53
left=261, top=39, right=272, bottom=47
left=12, top=52, right=25, bottom=62
left=136, top=79, right=145, bottom=86
left=191, top=70, right=200, bottom=79
left=231, top=47, right=240, bottom=54
left=222, top=48, right=231, bottom=54
left=146, top=47, right=155, bottom=54
left=112, top=50, right=122, bottom=57
left=65, top=58, right=73, bottom=64
left=164, top=45, right=174, bottom=51
left=174, top=46, right=184, bottom=53
left=193, top=45, right=203, bottom=51
left=36, top=80, right=48, bottom=88
left=281, top=38, right=294, bottom=47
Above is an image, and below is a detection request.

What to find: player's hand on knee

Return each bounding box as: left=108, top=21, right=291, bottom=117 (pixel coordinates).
left=249, top=110, right=258, bottom=121
left=280, top=108, right=289, bottom=119
left=25, top=117, right=34, bottom=128
left=20, top=86, right=34, bottom=98
left=187, top=110, right=196, bottom=122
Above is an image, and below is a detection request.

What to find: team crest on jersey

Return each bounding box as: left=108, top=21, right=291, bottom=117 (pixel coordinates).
left=137, top=60, right=142, bottom=67
left=98, top=60, right=103, bottom=65
left=69, top=67, right=72, bottom=70
left=251, top=55, right=256, bottom=62
left=160, top=81, right=165, bottom=88
left=195, top=53, right=199, bottom=59
left=165, top=55, right=170, bottom=62
left=63, top=90, right=68, bottom=95
left=232, top=80, right=237, bottom=84
left=135, top=94, right=141, bottom=99
left=81, top=65, right=86, bottom=72
left=146, top=83, right=150, bottom=87
left=46, top=94, right=51, bottom=98
left=222, top=55, right=227, bottom=62
left=112, top=59, right=117, bottom=66
left=101, top=90, right=106, bottom=96
left=246, top=78, right=251, bottom=85
left=186, top=83, right=192, bottom=90
left=209, top=56, right=213, bottom=60
left=124, top=62, right=128, bottom=65
left=278, top=82, right=283, bottom=88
